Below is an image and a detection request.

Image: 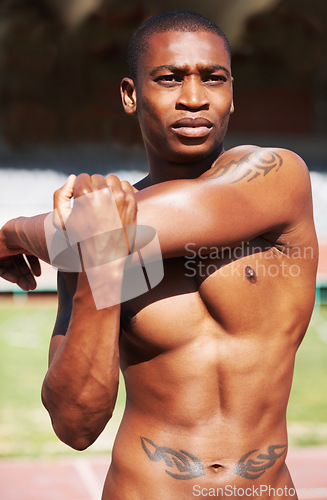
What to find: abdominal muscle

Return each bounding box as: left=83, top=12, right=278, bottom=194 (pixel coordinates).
left=102, top=336, right=297, bottom=500
left=102, top=405, right=297, bottom=500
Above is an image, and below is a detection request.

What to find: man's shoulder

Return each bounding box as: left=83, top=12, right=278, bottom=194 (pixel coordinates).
left=219, top=144, right=308, bottom=169
left=199, top=144, right=315, bottom=244
left=204, top=144, right=310, bottom=188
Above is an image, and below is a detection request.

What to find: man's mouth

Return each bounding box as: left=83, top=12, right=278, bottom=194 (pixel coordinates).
left=171, top=118, right=213, bottom=138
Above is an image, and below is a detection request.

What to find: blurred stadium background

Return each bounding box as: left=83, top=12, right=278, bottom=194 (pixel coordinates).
left=0, top=0, right=326, bottom=289
left=0, top=0, right=326, bottom=496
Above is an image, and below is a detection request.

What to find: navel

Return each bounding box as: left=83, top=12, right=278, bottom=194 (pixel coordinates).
left=245, top=265, right=257, bottom=283
left=210, top=463, right=223, bottom=472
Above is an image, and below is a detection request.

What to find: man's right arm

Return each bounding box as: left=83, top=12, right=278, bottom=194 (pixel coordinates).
left=41, top=269, right=122, bottom=450
left=41, top=175, right=136, bottom=450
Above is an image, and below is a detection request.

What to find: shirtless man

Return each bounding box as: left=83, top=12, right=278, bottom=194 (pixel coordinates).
left=0, top=10, right=318, bottom=500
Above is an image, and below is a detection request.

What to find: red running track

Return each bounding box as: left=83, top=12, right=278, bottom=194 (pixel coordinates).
left=0, top=448, right=326, bottom=500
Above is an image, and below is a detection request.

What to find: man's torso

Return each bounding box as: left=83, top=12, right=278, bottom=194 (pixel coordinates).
left=103, top=228, right=317, bottom=499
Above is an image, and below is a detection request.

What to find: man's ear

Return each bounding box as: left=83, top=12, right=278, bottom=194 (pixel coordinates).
left=120, top=77, right=137, bottom=115
left=230, top=77, right=235, bottom=114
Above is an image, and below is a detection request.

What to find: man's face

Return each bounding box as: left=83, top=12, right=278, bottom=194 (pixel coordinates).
left=131, top=30, right=234, bottom=164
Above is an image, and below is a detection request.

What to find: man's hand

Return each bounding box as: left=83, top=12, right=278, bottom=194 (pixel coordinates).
left=0, top=226, right=41, bottom=290
left=0, top=172, right=137, bottom=292
left=54, top=173, right=137, bottom=269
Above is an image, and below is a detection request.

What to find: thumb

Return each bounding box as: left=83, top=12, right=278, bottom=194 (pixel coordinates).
left=54, top=174, right=76, bottom=229
left=58, top=174, right=76, bottom=205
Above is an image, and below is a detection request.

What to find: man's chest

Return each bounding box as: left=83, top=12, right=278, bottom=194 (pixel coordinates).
left=119, top=241, right=284, bottom=361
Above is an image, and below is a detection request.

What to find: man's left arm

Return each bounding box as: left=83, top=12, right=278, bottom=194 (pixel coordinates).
left=0, top=148, right=316, bottom=289
left=135, top=147, right=315, bottom=257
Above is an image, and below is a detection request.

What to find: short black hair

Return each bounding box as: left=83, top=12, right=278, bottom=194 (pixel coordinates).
left=127, top=10, right=231, bottom=81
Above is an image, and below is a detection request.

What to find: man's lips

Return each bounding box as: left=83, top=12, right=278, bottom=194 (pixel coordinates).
left=171, top=117, right=213, bottom=138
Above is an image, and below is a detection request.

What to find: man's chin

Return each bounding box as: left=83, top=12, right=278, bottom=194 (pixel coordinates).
left=166, top=143, right=223, bottom=164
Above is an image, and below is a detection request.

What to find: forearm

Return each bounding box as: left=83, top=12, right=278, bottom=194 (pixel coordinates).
left=41, top=270, right=122, bottom=450
left=3, top=213, right=50, bottom=263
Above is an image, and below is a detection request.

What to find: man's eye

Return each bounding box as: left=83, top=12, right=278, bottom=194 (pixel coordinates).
left=155, top=75, right=181, bottom=84
left=203, top=75, right=227, bottom=83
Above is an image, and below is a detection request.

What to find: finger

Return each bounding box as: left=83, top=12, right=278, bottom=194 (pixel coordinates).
left=120, top=181, right=137, bottom=252
left=13, top=254, right=37, bottom=289
left=54, top=174, right=76, bottom=210
left=0, top=268, right=30, bottom=289
left=105, top=174, right=125, bottom=213
left=0, top=259, right=18, bottom=284
left=0, top=257, right=35, bottom=291
left=18, top=274, right=36, bottom=291
left=105, top=174, right=122, bottom=192
left=73, top=173, right=92, bottom=198
left=91, top=174, right=107, bottom=191
left=53, top=174, right=76, bottom=230
left=121, top=181, right=137, bottom=206
left=121, top=180, right=137, bottom=217
left=120, top=180, right=134, bottom=195
left=26, top=255, right=41, bottom=277
left=63, top=173, right=76, bottom=197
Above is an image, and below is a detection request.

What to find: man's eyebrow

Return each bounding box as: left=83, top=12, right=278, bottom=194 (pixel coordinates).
left=150, top=64, right=231, bottom=76
left=200, top=65, right=230, bottom=76
left=149, top=65, right=179, bottom=76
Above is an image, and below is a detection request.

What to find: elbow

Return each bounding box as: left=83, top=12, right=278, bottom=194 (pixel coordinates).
left=48, top=407, right=114, bottom=451
left=53, top=423, right=97, bottom=451
left=41, top=385, right=114, bottom=451
left=52, top=422, right=92, bottom=451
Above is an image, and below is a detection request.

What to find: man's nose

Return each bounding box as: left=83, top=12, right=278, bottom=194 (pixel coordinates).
left=176, top=78, right=209, bottom=110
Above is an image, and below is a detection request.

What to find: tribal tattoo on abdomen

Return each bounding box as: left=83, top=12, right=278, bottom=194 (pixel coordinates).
left=140, top=437, right=287, bottom=481
left=233, top=444, right=287, bottom=480
left=140, top=437, right=205, bottom=480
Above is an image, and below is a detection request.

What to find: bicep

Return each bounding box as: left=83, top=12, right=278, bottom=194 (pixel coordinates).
left=135, top=149, right=311, bottom=257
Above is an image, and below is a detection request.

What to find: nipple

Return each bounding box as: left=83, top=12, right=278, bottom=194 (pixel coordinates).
left=245, top=265, right=257, bottom=283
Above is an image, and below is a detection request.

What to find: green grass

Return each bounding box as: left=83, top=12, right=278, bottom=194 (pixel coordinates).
left=0, top=298, right=326, bottom=457
left=287, top=305, right=327, bottom=446
left=0, top=298, right=126, bottom=458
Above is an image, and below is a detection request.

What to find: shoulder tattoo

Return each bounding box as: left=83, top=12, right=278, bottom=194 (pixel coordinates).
left=206, top=150, right=283, bottom=184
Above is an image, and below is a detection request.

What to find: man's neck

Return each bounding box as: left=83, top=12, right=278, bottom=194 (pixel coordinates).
left=145, top=144, right=225, bottom=186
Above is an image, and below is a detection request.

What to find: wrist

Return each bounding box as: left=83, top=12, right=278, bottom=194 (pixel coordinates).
left=2, top=218, right=23, bottom=249
left=75, top=260, right=125, bottom=310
